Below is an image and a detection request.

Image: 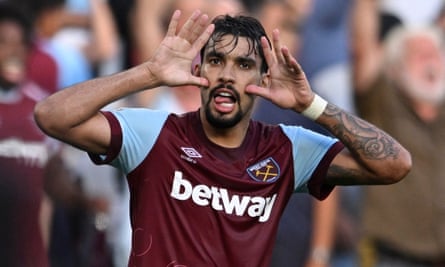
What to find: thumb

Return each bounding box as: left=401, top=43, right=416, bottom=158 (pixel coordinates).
left=188, top=76, right=209, bottom=87
left=246, top=84, right=270, bottom=99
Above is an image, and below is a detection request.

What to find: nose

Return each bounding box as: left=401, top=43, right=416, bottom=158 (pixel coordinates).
left=218, top=63, right=235, bottom=84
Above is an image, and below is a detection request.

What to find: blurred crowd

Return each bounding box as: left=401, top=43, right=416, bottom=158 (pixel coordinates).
left=1, top=0, right=445, bottom=266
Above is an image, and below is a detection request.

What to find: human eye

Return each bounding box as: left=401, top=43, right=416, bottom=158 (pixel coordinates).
left=239, top=58, right=257, bottom=70
left=239, top=62, right=251, bottom=70
left=208, top=57, right=221, bottom=65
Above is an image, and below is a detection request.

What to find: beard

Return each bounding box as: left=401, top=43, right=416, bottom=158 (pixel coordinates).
left=203, top=84, right=245, bottom=129
left=400, top=70, right=445, bottom=105
left=204, top=102, right=243, bottom=129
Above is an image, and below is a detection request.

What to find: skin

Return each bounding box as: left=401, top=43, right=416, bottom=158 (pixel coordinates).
left=34, top=10, right=411, bottom=188
left=197, top=35, right=267, bottom=147
left=0, top=21, right=27, bottom=89
left=399, top=35, right=445, bottom=106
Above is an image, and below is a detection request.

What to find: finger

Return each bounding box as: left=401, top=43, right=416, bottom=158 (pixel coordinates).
left=166, top=10, right=181, bottom=37
left=189, top=76, right=210, bottom=87
left=178, top=10, right=202, bottom=39
left=285, top=49, right=305, bottom=75
left=272, top=29, right=285, bottom=64
left=191, top=23, right=215, bottom=53
left=245, top=84, right=270, bottom=99
left=188, top=13, right=210, bottom=43
left=261, top=36, right=275, bottom=70
left=282, top=47, right=304, bottom=75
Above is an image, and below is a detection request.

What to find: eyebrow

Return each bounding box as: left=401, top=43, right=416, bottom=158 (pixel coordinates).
left=205, top=50, right=258, bottom=66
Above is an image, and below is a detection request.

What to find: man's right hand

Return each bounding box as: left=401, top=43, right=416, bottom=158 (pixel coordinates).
left=144, top=10, right=215, bottom=89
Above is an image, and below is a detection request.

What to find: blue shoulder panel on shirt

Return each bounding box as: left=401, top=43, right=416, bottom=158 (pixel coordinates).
left=279, top=124, right=338, bottom=192
left=110, top=108, right=169, bottom=174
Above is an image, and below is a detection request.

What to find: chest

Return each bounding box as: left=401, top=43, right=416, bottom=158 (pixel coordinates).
left=127, top=124, right=296, bottom=224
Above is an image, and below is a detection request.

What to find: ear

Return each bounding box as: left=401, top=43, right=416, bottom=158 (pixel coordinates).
left=193, top=63, right=201, bottom=76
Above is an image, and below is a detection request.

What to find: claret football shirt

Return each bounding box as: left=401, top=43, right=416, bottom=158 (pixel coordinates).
left=90, top=109, right=343, bottom=266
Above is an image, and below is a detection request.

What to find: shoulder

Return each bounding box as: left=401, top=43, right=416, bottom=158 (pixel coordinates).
left=109, top=107, right=171, bottom=122
left=250, top=119, right=284, bottom=137
left=252, top=120, right=306, bottom=142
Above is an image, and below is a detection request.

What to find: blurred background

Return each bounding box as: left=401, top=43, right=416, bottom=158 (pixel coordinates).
left=1, top=0, right=445, bottom=266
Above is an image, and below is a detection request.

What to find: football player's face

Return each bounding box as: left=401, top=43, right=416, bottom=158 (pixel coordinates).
left=199, top=35, right=266, bottom=128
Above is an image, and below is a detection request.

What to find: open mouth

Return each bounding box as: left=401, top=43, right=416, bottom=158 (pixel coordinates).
left=212, top=88, right=238, bottom=113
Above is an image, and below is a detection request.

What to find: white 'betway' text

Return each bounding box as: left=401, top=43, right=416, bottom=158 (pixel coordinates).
left=170, top=171, right=277, bottom=222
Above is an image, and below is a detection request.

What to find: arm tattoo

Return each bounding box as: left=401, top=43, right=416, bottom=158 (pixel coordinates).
left=327, top=164, right=364, bottom=184
left=324, top=104, right=400, bottom=161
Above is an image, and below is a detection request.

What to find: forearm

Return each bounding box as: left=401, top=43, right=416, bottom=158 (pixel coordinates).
left=315, top=103, right=411, bottom=184
left=34, top=64, right=156, bottom=139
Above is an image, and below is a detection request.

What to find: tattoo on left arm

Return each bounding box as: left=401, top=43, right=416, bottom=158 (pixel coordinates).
left=323, top=104, right=400, bottom=161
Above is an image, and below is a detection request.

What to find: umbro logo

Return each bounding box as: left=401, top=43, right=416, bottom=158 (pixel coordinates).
left=180, top=147, right=202, bottom=164
left=181, top=147, right=202, bottom=158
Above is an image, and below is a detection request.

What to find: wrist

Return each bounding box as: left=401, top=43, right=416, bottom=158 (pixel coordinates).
left=141, top=62, right=162, bottom=89
left=310, top=247, right=331, bottom=265
left=301, top=94, right=328, bottom=120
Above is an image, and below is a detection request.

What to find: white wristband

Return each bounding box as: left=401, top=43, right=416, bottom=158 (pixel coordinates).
left=301, top=94, right=328, bottom=120
left=310, top=247, right=331, bottom=264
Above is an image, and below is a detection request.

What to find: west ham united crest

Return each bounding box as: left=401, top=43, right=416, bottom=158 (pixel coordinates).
left=247, top=157, right=280, bottom=183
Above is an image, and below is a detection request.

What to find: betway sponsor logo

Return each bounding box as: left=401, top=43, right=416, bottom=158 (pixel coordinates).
left=170, top=171, right=277, bottom=222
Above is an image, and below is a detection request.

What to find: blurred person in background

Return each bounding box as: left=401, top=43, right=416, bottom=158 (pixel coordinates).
left=20, top=0, right=91, bottom=89
left=52, top=0, right=120, bottom=77
left=0, top=3, right=108, bottom=266
left=352, top=1, right=445, bottom=266
left=42, top=1, right=131, bottom=266
left=27, top=0, right=119, bottom=88
left=378, top=0, right=442, bottom=27
left=10, top=0, right=130, bottom=265
left=0, top=4, right=53, bottom=266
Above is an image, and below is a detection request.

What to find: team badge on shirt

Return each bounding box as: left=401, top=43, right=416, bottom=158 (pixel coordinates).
left=246, top=157, right=280, bottom=183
